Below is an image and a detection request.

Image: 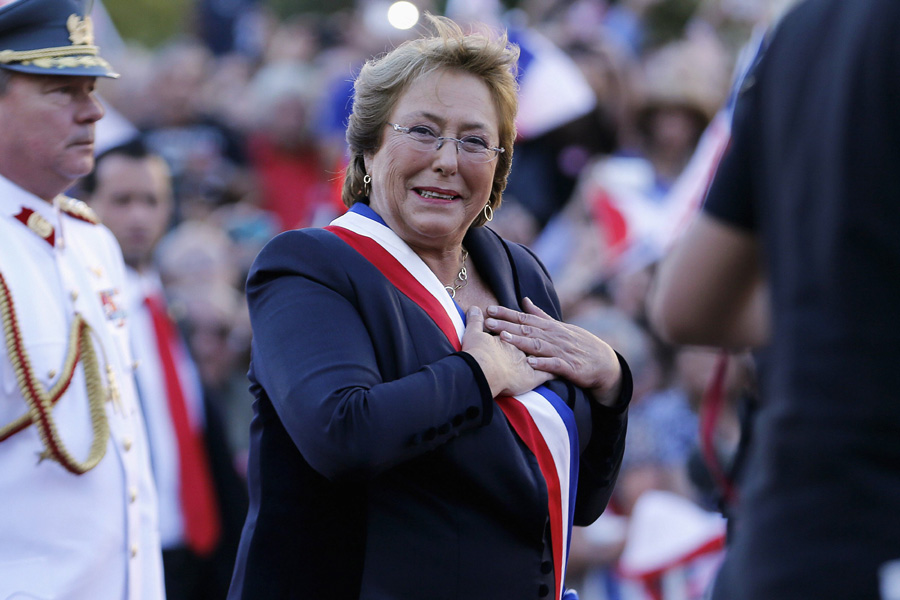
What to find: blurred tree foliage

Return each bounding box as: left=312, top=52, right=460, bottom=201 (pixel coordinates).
left=267, top=0, right=354, bottom=19
left=102, top=0, right=524, bottom=48
left=643, top=0, right=702, bottom=50
left=103, top=0, right=359, bottom=47
left=103, top=0, right=192, bottom=47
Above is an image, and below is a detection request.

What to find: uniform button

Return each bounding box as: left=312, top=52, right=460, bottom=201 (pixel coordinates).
left=541, top=560, right=552, bottom=574
left=538, top=584, right=550, bottom=597
left=131, top=360, right=140, bottom=371
left=131, top=544, right=138, bottom=558
left=123, top=437, right=133, bottom=452
left=438, top=423, right=451, bottom=435
left=451, top=413, right=464, bottom=427
left=129, top=487, right=138, bottom=503
left=465, top=406, right=481, bottom=420
left=423, top=427, right=437, bottom=441
left=69, top=290, right=78, bottom=301
left=47, top=369, right=57, bottom=380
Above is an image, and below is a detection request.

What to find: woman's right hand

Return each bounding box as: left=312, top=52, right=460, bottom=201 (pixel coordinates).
left=461, top=305, right=553, bottom=398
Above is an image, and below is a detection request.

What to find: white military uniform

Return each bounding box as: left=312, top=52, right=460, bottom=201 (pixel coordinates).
left=0, top=173, right=165, bottom=600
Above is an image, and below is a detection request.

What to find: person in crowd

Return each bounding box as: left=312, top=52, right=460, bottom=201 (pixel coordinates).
left=245, top=60, right=345, bottom=231
left=153, top=206, right=257, bottom=471
left=648, top=1, right=900, bottom=598
left=156, top=219, right=242, bottom=290
left=137, top=40, right=248, bottom=221
left=228, top=15, right=632, bottom=600
left=167, top=281, right=253, bottom=473
left=527, top=33, right=730, bottom=318
left=83, top=139, right=248, bottom=599
left=562, top=300, right=727, bottom=600
left=0, top=0, right=164, bottom=597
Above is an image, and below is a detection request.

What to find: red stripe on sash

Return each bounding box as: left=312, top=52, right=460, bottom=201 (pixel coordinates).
left=325, top=226, right=461, bottom=351
left=495, top=396, right=564, bottom=600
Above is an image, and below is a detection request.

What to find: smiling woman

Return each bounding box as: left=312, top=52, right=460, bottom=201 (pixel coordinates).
left=362, top=68, right=499, bottom=266
left=229, top=15, right=633, bottom=600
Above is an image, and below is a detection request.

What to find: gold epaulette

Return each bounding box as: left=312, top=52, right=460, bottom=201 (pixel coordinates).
left=59, top=196, right=99, bottom=225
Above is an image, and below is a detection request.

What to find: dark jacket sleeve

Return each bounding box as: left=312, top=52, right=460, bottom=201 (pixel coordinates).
left=246, top=229, right=493, bottom=482
left=570, top=353, right=631, bottom=524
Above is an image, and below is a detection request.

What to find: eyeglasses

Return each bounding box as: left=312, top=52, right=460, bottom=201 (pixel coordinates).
left=389, top=123, right=505, bottom=164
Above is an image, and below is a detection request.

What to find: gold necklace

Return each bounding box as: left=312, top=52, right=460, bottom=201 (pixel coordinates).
left=444, top=249, right=469, bottom=299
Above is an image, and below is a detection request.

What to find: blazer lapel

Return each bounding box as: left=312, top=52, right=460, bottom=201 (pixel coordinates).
left=464, top=226, right=521, bottom=311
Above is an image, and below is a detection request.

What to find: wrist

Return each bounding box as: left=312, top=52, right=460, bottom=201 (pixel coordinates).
left=460, top=349, right=502, bottom=398
left=590, top=351, right=633, bottom=411
left=590, top=376, right=622, bottom=407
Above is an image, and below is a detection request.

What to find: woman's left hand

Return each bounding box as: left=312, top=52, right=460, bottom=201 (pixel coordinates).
left=483, top=297, right=623, bottom=406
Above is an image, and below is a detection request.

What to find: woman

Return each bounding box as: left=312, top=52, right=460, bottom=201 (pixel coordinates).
left=229, top=16, right=631, bottom=600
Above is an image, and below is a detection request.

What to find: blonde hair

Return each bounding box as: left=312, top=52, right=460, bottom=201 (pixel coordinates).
left=341, top=14, right=519, bottom=228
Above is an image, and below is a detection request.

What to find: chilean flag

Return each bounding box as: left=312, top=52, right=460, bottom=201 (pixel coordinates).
left=509, top=26, right=596, bottom=140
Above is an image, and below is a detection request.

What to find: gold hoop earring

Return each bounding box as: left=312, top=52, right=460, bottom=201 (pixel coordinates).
left=363, top=174, right=371, bottom=197
left=483, top=203, right=493, bottom=222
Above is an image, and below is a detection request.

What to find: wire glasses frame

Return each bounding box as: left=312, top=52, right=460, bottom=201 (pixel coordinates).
left=389, top=123, right=505, bottom=164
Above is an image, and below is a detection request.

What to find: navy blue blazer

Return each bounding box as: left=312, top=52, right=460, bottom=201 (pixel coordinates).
left=228, top=223, right=630, bottom=600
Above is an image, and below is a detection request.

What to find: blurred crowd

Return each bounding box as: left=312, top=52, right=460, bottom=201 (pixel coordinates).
left=77, top=1, right=792, bottom=598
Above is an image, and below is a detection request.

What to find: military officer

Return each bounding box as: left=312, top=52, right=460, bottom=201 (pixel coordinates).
left=0, top=0, right=165, bottom=598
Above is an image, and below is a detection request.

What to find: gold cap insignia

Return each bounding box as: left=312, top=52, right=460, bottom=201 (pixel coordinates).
left=67, top=14, right=94, bottom=47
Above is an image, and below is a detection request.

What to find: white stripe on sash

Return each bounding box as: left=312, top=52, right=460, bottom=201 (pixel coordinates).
left=331, top=210, right=465, bottom=341
left=516, top=388, right=575, bottom=581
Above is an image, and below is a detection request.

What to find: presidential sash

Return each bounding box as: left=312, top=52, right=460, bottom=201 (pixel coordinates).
left=326, top=205, right=580, bottom=600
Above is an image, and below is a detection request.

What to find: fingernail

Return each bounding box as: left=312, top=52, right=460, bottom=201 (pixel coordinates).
left=486, top=306, right=498, bottom=315
left=469, top=306, right=481, bottom=316
left=485, top=318, right=497, bottom=328
left=500, top=331, right=511, bottom=340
